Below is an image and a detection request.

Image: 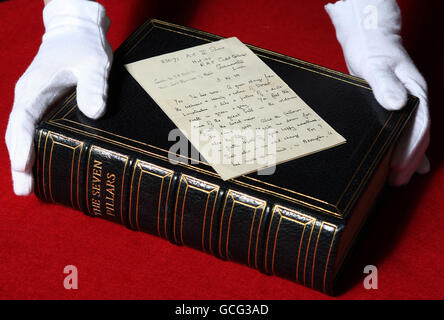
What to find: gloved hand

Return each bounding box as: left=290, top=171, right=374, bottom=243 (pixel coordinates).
left=325, top=0, right=430, bottom=186
left=5, top=0, right=113, bottom=196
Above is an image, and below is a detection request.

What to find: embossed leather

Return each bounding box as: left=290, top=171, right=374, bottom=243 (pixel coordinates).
left=33, top=19, right=417, bottom=295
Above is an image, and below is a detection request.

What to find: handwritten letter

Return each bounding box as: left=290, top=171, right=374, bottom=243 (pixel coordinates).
left=125, top=37, right=345, bottom=180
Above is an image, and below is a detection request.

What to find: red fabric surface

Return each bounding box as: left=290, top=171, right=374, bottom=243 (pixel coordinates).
left=0, top=0, right=443, bottom=300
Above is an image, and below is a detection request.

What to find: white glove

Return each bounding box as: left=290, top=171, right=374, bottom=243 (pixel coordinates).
left=325, top=0, right=430, bottom=186
left=5, top=0, right=113, bottom=196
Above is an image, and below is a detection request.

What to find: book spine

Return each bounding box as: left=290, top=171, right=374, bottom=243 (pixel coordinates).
left=34, top=126, right=340, bottom=295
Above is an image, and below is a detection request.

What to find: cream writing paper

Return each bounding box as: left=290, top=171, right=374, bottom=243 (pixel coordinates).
left=125, top=37, right=346, bottom=180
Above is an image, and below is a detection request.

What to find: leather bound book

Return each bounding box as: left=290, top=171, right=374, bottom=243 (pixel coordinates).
left=33, top=19, right=417, bottom=295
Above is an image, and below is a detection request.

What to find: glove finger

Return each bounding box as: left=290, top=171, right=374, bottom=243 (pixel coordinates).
left=416, top=155, right=430, bottom=175
left=11, top=170, right=34, bottom=196
left=388, top=133, right=429, bottom=186
left=387, top=61, right=430, bottom=186
left=388, top=152, right=429, bottom=186
left=388, top=169, right=412, bottom=187
left=76, top=62, right=111, bottom=119
left=364, top=64, right=408, bottom=111
left=390, top=62, right=430, bottom=172
left=388, top=152, right=419, bottom=186
left=395, top=58, right=428, bottom=98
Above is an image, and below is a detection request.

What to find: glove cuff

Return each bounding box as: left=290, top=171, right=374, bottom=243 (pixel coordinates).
left=43, top=0, right=110, bottom=32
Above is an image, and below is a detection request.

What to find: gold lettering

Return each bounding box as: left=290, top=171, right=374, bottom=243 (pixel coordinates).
left=90, top=159, right=103, bottom=215
left=105, top=172, right=116, bottom=216
left=91, top=198, right=101, bottom=216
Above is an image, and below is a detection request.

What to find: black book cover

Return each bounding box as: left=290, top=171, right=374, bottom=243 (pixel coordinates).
left=33, top=19, right=417, bottom=295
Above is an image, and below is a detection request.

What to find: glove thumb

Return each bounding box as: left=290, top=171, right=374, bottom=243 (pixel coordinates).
left=364, top=64, right=408, bottom=111
left=76, top=66, right=110, bottom=119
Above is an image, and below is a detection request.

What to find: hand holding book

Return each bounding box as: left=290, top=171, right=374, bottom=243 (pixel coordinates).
left=326, top=0, right=431, bottom=186
left=31, top=19, right=418, bottom=294
left=4, top=0, right=112, bottom=195
left=5, top=0, right=430, bottom=196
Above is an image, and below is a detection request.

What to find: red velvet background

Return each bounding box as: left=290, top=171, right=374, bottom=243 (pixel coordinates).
left=0, top=0, right=443, bottom=300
